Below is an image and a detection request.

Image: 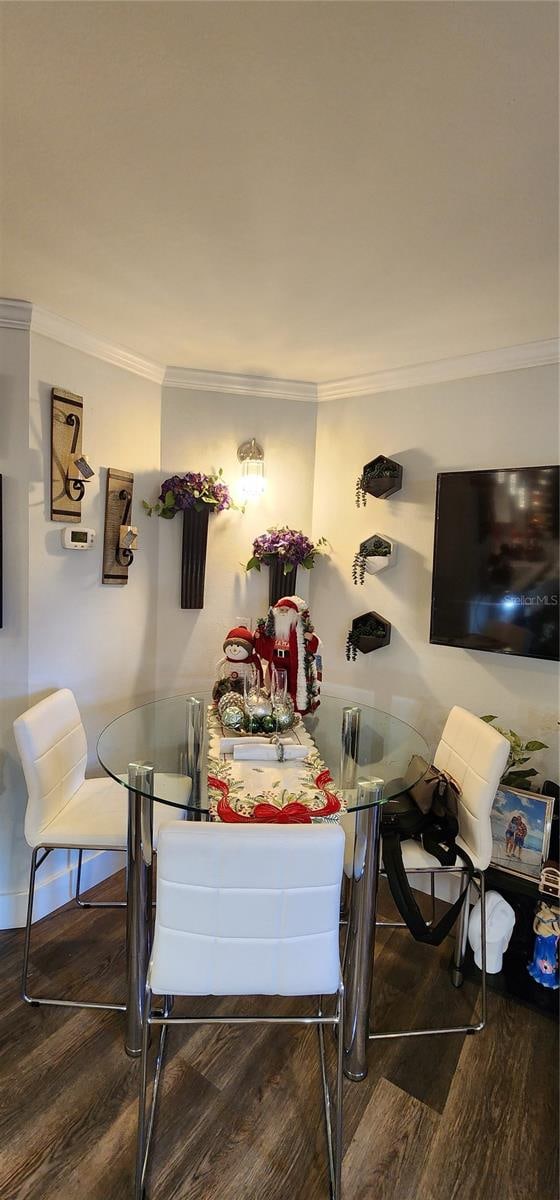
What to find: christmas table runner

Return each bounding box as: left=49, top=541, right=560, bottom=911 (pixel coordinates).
left=207, top=707, right=345, bottom=824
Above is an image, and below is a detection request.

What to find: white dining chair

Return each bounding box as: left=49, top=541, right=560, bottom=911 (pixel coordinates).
left=13, top=688, right=175, bottom=1012
left=135, top=821, right=345, bottom=1200
left=371, top=705, right=510, bottom=1039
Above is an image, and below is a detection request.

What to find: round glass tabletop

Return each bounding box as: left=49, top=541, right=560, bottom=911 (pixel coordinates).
left=97, top=693, right=429, bottom=817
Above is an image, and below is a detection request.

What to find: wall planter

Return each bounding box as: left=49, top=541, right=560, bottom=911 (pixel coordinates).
left=268, top=555, right=297, bottom=606
left=352, top=535, right=397, bottom=583
left=143, top=469, right=237, bottom=611
left=246, top=527, right=327, bottom=606
left=346, top=611, right=391, bottom=660
left=356, top=455, right=403, bottom=504
left=181, top=507, right=210, bottom=609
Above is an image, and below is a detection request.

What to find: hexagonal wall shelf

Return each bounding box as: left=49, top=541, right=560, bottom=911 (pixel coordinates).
left=346, top=611, right=392, bottom=660
left=352, top=535, right=397, bottom=583
left=356, top=455, right=403, bottom=504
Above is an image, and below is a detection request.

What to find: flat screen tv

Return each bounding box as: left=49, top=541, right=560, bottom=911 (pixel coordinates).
left=430, top=465, right=559, bottom=661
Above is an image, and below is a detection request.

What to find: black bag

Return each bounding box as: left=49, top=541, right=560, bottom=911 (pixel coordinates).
left=381, top=759, right=473, bottom=946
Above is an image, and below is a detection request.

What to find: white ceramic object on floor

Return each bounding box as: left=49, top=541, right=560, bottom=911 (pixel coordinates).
left=468, top=890, right=516, bottom=972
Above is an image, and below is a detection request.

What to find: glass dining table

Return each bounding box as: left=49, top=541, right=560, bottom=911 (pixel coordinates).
left=97, top=693, right=429, bottom=1081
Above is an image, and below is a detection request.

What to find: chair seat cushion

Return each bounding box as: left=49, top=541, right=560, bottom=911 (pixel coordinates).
left=32, top=774, right=192, bottom=850
left=399, top=836, right=483, bottom=872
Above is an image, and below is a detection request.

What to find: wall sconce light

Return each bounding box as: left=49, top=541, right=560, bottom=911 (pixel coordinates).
left=237, top=438, right=265, bottom=501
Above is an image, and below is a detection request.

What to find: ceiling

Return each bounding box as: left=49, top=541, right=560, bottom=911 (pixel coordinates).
left=1, top=2, right=557, bottom=382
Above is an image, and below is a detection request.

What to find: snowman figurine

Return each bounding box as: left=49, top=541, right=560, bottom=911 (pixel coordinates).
left=212, top=626, right=264, bottom=702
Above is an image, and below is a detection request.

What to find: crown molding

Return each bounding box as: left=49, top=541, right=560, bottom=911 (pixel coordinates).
left=2, top=298, right=557, bottom=397
left=317, top=339, right=560, bottom=401
left=30, top=306, right=166, bottom=384
left=0, top=298, right=33, bottom=329
left=163, top=365, right=317, bottom=402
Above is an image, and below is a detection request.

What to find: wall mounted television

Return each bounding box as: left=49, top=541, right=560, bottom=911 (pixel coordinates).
left=430, top=465, right=559, bottom=662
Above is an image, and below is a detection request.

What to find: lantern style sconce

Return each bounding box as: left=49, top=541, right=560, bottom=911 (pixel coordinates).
left=102, top=468, right=138, bottom=585
left=237, top=438, right=265, bottom=501
left=51, top=387, right=95, bottom=522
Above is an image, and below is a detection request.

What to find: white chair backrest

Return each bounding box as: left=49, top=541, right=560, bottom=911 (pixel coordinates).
left=14, top=689, right=87, bottom=847
left=433, top=706, right=509, bottom=870
left=150, top=822, right=345, bottom=998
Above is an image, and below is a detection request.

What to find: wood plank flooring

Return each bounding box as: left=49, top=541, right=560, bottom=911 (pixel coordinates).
left=0, top=872, right=557, bottom=1200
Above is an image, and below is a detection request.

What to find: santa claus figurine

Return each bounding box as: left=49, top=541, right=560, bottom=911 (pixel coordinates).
left=254, top=596, right=321, bottom=715
left=213, top=626, right=264, bottom=702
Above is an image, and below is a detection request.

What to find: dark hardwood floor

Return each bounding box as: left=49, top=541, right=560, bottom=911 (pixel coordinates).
left=0, top=872, right=557, bottom=1200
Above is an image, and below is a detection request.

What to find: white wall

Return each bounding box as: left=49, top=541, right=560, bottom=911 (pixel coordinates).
left=0, top=334, right=163, bottom=926
left=0, top=327, right=31, bottom=921
left=155, top=387, right=317, bottom=694
left=311, top=364, right=559, bottom=779
left=29, top=334, right=162, bottom=744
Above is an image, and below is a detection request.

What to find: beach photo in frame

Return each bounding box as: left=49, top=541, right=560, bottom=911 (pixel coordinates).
left=490, top=785, right=554, bottom=881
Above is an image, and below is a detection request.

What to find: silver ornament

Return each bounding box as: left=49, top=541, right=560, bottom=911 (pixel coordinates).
left=249, top=692, right=272, bottom=719
left=273, top=697, right=295, bottom=731
left=218, top=693, right=245, bottom=730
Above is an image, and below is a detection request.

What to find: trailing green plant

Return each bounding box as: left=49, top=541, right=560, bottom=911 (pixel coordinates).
left=355, top=462, right=399, bottom=507
left=346, top=618, right=387, bottom=661
left=352, top=536, right=391, bottom=584
left=481, top=715, right=548, bottom=788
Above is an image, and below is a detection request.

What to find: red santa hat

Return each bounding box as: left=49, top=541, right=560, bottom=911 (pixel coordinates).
left=223, top=626, right=254, bottom=653
left=274, top=596, right=307, bottom=612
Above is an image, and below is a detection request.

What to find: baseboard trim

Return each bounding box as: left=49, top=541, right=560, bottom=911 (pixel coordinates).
left=0, top=849, right=125, bottom=930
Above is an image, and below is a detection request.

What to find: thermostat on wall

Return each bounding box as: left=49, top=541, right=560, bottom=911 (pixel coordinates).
left=62, top=526, right=95, bottom=550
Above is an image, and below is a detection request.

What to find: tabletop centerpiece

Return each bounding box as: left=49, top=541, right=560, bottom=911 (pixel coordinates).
left=144, top=469, right=237, bottom=609
left=246, top=526, right=327, bottom=605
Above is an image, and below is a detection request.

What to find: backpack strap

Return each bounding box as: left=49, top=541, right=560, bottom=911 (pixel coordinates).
left=382, top=829, right=474, bottom=946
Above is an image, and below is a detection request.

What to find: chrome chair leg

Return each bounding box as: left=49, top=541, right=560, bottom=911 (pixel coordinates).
left=22, top=847, right=45, bottom=1004
left=376, top=870, right=436, bottom=929
left=317, top=990, right=344, bottom=1200
left=136, top=986, right=345, bottom=1200
left=478, top=872, right=487, bottom=1032
left=75, top=848, right=126, bottom=910
left=369, top=868, right=487, bottom=1041
left=334, top=982, right=344, bottom=1200
left=22, top=843, right=125, bottom=1013
left=135, top=986, right=168, bottom=1200
left=451, top=870, right=470, bottom=988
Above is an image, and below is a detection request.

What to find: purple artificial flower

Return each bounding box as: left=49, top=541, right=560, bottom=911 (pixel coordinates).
left=247, top=527, right=326, bottom=573
left=145, top=470, right=235, bottom=517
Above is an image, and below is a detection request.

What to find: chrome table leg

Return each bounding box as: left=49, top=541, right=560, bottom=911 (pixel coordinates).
left=343, top=778, right=384, bottom=1081
left=126, top=763, right=154, bottom=1058
left=451, top=870, right=470, bottom=988
left=184, top=696, right=203, bottom=821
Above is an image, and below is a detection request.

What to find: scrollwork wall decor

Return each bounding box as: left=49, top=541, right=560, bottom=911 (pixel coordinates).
left=50, top=388, right=94, bottom=522
left=102, top=468, right=137, bottom=585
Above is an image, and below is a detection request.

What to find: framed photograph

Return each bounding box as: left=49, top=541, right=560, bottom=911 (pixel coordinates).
left=490, top=784, right=554, bottom=881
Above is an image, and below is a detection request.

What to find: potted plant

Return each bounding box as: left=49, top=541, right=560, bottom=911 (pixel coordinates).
left=352, top=535, right=396, bottom=584
left=346, top=612, right=391, bottom=660
left=246, top=527, right=327, bottom=605
left=144, top=470, right=237, bottom=608
left=481, top=716, right=548, bottom=789
left=356, top=455, right=403, bottom=504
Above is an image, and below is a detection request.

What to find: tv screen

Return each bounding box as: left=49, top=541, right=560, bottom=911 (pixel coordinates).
left=430, top=466, right=559, bottom=661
